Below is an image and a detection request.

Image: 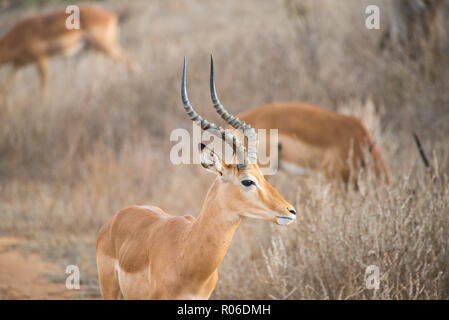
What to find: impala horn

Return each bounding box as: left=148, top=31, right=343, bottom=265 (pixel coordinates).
left=181, top=57, right=248, bottom=169
left=209, top=55, right=258, bottom=166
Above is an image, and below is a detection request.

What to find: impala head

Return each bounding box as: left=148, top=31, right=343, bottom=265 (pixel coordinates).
left=181, top=56, right=296, bottom=225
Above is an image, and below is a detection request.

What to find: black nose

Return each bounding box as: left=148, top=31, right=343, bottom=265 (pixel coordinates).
left=288, top=208, right=296, bottom=215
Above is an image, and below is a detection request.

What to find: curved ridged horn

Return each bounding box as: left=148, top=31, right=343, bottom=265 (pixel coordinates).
left=210, top=56, right=249, bottom=130
left=182, top=57, right=217, bottom=132
left=181, top=57, right=247, bottom=167
left=209, top=55, right=258, bottom=165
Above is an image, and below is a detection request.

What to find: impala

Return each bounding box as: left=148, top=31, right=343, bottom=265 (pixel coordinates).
left=95, top=57, right=296, bottom=300
left=224, top=101, right=390, bottom=185
left=0, top=6, right=137, bottom=98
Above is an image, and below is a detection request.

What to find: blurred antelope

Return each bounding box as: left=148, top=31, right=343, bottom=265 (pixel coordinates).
left=215, top=100, right=390, bottom=185
left=95, top=58, right=296, bottom=300
left=0, top=6, right=137, bottom=98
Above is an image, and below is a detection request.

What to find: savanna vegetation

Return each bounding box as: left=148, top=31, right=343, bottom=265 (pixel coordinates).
left=0, top=0, right=448, bottom=299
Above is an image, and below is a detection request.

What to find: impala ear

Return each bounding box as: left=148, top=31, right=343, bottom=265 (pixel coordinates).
left=199, top=143, right=224, bottom=176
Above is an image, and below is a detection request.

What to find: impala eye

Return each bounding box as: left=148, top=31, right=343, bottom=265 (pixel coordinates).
left=241, top=180, right=255, bottom=187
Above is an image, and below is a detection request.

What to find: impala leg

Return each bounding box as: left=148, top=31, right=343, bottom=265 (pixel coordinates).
left=97, top=254, right=121, bottom=300
left=36, top=57, right=48, bottom=100
left=0, top=65, right=19, bottom=95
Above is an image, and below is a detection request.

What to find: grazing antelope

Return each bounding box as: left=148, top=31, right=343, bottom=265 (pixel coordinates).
left=0, top=6, right=137, bottom=98
left=229, top=102, right=390, bottom=185
left=95, top=58, right=296, bottom=300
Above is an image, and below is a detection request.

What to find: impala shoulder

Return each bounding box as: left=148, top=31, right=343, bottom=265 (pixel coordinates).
left=110, top=206, right=171, bottom=229
left=133, top=205, right=170, bottom=217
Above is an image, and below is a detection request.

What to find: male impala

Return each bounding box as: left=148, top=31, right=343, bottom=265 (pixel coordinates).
left=227, top=102, right=390, bottom=185
left=96, top=58, right=296, bottom=300
left=0, top=6, right=137, bottom=98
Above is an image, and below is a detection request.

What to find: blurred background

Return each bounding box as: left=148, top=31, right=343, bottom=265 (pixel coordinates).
left=0, top=0, right=448, bottom=299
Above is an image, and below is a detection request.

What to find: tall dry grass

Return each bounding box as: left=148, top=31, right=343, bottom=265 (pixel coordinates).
left=0, top=0, right=448, bottom=299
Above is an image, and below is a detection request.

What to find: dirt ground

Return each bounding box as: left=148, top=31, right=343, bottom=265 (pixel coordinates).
left=0, top=237, right=79, bottom=299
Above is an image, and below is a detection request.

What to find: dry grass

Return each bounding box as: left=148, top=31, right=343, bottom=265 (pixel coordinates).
left=0, top=0, right=448, bottom=299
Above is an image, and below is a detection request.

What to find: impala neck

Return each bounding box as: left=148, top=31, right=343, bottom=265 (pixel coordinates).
left=186, top=178, right=241, bottom=279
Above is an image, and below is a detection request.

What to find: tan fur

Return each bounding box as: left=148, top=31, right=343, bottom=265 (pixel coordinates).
left=0, top=6, right=137, bottom=98
left=237, top=102, right=389, bottom=184
left=96, top=164, right=295, bottom=300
